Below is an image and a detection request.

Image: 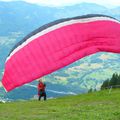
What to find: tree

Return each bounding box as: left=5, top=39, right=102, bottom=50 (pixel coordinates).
left=101, top=79, right=110, bottom=89
left=101, top=73, right=120, bottom=89
left=88, top=88, right=93, bottom=93
left=116, top=74, right=120, bottom=87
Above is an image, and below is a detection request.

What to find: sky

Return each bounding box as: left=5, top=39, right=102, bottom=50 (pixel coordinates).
left=0, top=0, right=120, bottom=8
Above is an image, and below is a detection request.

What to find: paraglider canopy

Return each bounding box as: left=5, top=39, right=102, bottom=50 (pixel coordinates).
left=1, top=14, right=120, bottom=92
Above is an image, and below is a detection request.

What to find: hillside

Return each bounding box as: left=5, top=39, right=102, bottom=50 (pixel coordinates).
left=0, top=89, right=120, bottom=120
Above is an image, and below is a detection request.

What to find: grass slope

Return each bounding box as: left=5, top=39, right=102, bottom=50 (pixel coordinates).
left=0, top=89, right=120, bottom=120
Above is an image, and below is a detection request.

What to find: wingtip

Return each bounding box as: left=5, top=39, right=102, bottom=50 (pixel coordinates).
left=0, top=81, right=8, bottom=92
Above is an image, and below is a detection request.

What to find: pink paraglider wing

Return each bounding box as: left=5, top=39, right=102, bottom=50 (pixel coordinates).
left=2, top=14, right=120, bottom=91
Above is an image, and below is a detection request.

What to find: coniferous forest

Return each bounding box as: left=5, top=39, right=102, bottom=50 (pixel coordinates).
left=101, top=73, right=120, bottom=89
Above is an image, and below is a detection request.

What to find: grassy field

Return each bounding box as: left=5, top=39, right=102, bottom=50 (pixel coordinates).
left=0, top=89, right=120, bottom=120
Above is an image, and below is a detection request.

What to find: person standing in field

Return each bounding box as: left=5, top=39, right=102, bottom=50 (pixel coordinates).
left=38, top=79, right=46, bottom=101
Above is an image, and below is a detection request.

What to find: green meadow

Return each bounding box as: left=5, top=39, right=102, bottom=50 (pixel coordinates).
left=0, top=89, right=120, bottom=120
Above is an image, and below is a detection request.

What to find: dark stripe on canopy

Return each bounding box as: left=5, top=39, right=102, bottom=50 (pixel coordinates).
left=8, top=14, right=118, bottom=56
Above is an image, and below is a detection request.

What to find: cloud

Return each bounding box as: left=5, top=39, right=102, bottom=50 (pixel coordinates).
left=0, top=0, right=120, bottom=8
left=24, top=0, right=120, bottom=7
